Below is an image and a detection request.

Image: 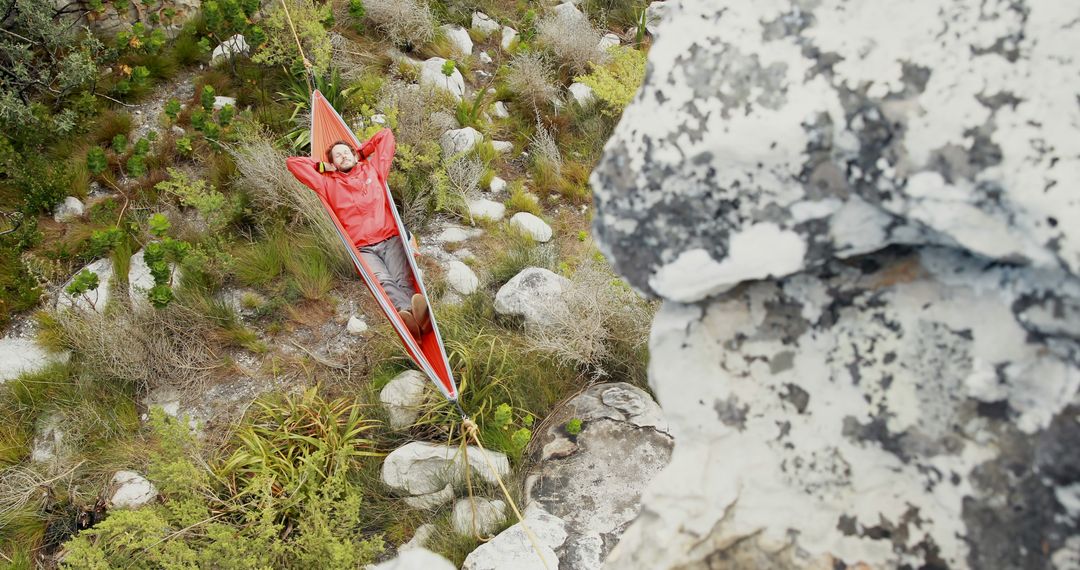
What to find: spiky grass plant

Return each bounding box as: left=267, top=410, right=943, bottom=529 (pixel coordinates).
left=218, top=387, right=382, bottom=521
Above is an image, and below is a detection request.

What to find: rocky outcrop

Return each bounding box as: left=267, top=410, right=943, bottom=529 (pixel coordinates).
left=527, top=383, right=672, bottom=570
left=591, top=1, right=1080, bottom=569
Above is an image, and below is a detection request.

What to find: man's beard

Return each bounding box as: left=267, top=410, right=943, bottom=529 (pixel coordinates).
left=339, top=163, right=355, bottom=173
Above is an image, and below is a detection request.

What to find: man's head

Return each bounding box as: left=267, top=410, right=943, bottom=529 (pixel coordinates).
left=326, top=141, right=358, bottom=172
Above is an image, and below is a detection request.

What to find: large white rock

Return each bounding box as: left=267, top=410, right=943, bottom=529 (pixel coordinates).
left=211, top=34, right=249, bottom=65
left=568, top=82, right=595, bottom=107
left=380, top=370, right=431, bottom=429
left=440, top=127, right=483, bottom=158
left=0, top=337, right=65, bottom=384
left=492, top=101, right=510, bottom=118
left=501, top=26, right=518, bottom=51
left=53, top=196, right=84, bottom=223
left=468, top=199, right=506, bottom=222
left=488, top=176, right=507, bottom=193
left=446, top=260, right=480, bottom=295
left=491, top=140, right=513, bottom=154
left=109, top=470, right=158, bottom=509
left=372, top=548, right=456, bottom=570
left=420, top=57, right=466, bottom=102
left=509, top=212, right=553, bottom=242
left=478, top=51, right=493, bottom=64
left=404, top=483, right=455, bottom=510
left=440, top=24, right=473, bottom=57
left=462, top=504, right=568, bottom=570
left=494, top=267, right=570, bottom=325
left=452, top=497, right=507, bottom=536
left=382, top=441, right=510, bottom=496
left=472, top=12, right=501, bottom=36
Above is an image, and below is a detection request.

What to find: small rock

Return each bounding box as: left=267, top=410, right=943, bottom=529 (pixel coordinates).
left=501, top=26, right=518, bottom=51
left=493, top=101, right=510, bottom=119
left=437, top=227, right=471, bottom=243
left=170, top=125, right=186, bottom=137
left=446, top=260, right=480, bottom=295
left=462, top=505, right=567, bottom=570
left=109, top=471, right=158, bottom=509
left=554, top=2, right=586, bottom=20
left=440, top=127, right=483, bottom=158
left=440, top=24, right=474, bottom=57
left=598, top=33, right=620, bottom=50
left=489, top=176, right=507, bottom=193
left=494, top=267, right=571, bottom=326
left=479, top=51, right=493, bottom=64
left=509, top=212, right=553, bottom=242
left=211, top=34, right=249, bottom=65
left=455, top=248, right=477, bottom=261
left=452, top=498, right=507, bottom=536
left=402, top=524, right=437, bottom=551
left=468, top=199, right=506, bottom=222
left=404, top=483, right=455, bottom=510
left=30, top=413, right=65, bottom=463
left=541, top=438, right=579, bottom=460
left=212, top=96, right=236, bottom=111
left=568, top=83, right=595, bottom=107
left=420, top=57, right=466, bottom=101
left=373, top=548, right=456, bottom=570
left=380, top=370, right=431, bottom=429
left=53, top=196, right=84, bottom=223
left=491, top=140, right=514, bottom=154
left=472, top=12, right=501, bottom=36
left=371, top=114, right=388, bottom=125
left=347, top=316, right=369, bottom=335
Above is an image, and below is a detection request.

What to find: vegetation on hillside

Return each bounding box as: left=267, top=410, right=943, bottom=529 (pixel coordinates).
left=0, top=0, right=655, bottom=566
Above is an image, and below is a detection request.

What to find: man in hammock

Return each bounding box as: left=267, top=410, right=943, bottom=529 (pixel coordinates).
left=286, top=128, right=430, bottom=337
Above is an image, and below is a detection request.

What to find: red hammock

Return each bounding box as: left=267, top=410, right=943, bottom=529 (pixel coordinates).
left=308, top=89, right=458, bottom=401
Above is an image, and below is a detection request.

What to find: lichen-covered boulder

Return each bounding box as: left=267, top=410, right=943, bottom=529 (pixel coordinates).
left=382, top=441, right=510, bottom=497
left=592, top=0, right=1080, bottom=303
left=591, top=1, right=1080, bottom=569
left=440, top=127, right=482, bottom=158
left=527, top=383, right=672, bottom=570
left=462, top=504, right=568, bottom=570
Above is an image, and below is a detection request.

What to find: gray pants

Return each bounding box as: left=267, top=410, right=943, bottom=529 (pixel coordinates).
left=359, top=237, right=416, bottom=313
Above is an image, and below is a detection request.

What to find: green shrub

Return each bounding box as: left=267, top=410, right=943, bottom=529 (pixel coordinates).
left=574, top=46, right=646, bottom=117
left=506, top=183, right=541, bottom=216
left=566, top=418, right=582, bottom=435
left=86, top=147, right=107, bottom=175
left=156, top=168, right=239, bottom=234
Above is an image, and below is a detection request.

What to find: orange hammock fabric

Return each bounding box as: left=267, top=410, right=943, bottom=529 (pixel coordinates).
left=308, top=89, right=458, bottom=401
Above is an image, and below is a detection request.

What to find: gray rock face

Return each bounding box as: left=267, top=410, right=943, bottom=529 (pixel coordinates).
left=527, top=383, right=672, bottom=570
left=592, top=0, right=1080, bottom=303
left=591, top=1, right=1080, bottom=569
left=0, top=337, right=65, bottom=384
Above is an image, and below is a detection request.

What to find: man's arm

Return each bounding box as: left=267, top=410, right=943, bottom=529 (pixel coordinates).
left=285, top=156, right=330, bottom=196
left=359, top=128, right=395, bottom=182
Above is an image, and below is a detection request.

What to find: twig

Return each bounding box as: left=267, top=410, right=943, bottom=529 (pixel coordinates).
left=290, top=340, right=346, bottom=369
left=96, top=91, right=136, bottom=108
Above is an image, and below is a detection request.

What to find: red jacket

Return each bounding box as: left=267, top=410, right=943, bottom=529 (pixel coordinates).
left=286, top=129, right=398, bottom=248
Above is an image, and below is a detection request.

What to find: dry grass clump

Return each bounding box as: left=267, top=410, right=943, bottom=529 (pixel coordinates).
left=377, top=80, right=456, bottom=147
left=521, top=256, right=655, bottom=381
left=506, top=52, right=559, bottom=111
left=445, top=155, right=485, bottom=200
left=231, top=136, right=346, bottom=262
left=536, top=12, right=606, bottom=75
left=45, top=303, right=224, bottom=392
left=363, top=0, right=437, bottom=49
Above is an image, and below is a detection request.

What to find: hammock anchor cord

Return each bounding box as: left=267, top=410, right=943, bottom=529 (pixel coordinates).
left=279, top=0, right=314, bottom=93
left=461, top=416, right=550, bottom=570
